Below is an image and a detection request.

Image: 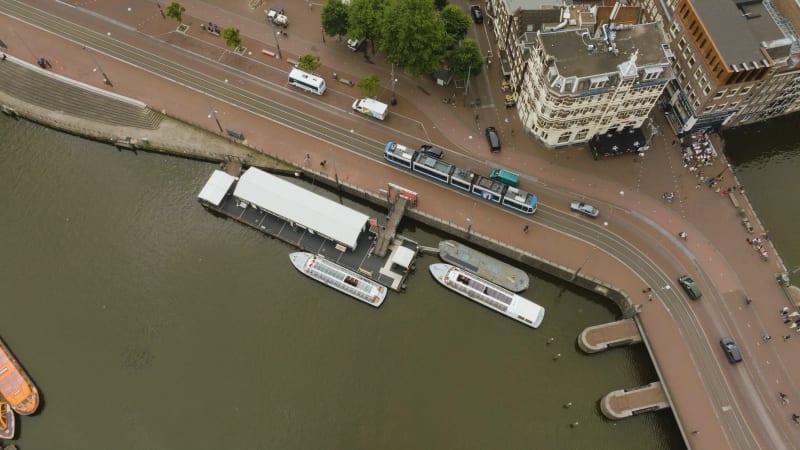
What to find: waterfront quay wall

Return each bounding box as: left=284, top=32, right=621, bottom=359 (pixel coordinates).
left=0, top=88, right=636, bottom=314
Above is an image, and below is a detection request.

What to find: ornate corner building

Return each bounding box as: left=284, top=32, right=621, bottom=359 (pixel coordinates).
left=486, top=0, right=800, bottom=143
left=486, top=1, right=671, bottom=147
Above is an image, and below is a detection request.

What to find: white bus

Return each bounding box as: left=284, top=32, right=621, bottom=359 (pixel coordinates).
left=288, top=68, right=326, bottom=95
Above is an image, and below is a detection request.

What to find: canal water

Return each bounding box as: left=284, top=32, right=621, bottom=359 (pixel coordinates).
left=6, top=111, right=797, bottom=449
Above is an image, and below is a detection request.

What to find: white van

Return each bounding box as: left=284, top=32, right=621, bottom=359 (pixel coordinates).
left=352, top=98, right=388, bottom=120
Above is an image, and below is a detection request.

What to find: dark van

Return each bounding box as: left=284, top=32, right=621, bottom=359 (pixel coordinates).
left=485, top=127, right=501, bottom=152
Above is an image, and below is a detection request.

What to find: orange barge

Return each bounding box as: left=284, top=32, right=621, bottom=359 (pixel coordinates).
left=0, top=401, right=15, bottom=439
left=0, top=337, right=39, bottom=416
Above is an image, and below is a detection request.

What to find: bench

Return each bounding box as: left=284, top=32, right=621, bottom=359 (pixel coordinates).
left=729, top=192, right=740, bottom=209
left=286, top=58, right=299, bottom=67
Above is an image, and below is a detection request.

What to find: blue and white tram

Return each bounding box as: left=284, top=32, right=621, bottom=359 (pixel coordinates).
left=450, top=167, right=477, bottom=192
left=384, top=142, right=417, bottom=169
left=471, top=176, right=506, bottom=203
left=502, top=186, right=538, bottom=214
left=412, top=154, right=455, bottom=183
left=383, top=141, right=537, bottom=215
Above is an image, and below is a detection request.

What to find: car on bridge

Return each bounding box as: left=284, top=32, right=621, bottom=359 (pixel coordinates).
left=678, top=275, right=702, bottom=300
left=720, top=337, right=743, bottom=363
left=570, top=201, right=600, bottom=218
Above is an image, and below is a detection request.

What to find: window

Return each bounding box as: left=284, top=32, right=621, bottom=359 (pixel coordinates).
left=730, top=102, right=739, bottom=109
left=557, top=132, right=572, bottom=143
left=703, top=85, right=711, bottom=95
left=704, top=106, right=713, bottom=112
left=678, top=38, right=686, bottom=49
left=700, top=76, right=707, bottom=87
left=688, top=56, right=696, bottom=68
left=714, top=89, right=726, bottom=99
left=740, top=87, right=751, bottom=96
left=717, top=103, right=727, bottom=111
left=727, top=88, right=738, bottom=97
left=694, top=68, right=702, bottom=80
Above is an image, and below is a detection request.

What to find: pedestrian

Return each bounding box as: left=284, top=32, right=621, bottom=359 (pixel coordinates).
left=784, top=335, right=792, bottom=341
left=648, top=294, right=653, bottom=302
left=785, top=317, right=792, bottom=324
left=793, top=413, right=800, bottom=424
left=320, top=160, right=326, bottom=167
left=746, top=297, right=753, bottom=305
left=763, top=334, right=773, bottom=342
left=1, top=54, right=5, bottom=61
left=523, top=225, right=529, bottom=234
left=691, top=430, right=700, bottom=435
left=672, top=140, right=676, bottom=145
left=781, top=392, right=790, bottom=404
left=475, top=114, right=479, bottom=123
left=782, top=306, right=790, bottom=315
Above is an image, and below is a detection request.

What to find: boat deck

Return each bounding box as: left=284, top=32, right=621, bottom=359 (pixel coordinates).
left=204, top=180, right=417, bottom=292
left=439, top=240, right=530, bottom=292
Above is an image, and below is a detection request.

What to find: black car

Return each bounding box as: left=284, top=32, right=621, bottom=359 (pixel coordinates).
left=485, top=127, right=501, bottom=152
left=470, top=5, right=483, bottom=24
left=720, top=337, right=743, bottom=363
left=419, top=144, right=443, bottom=159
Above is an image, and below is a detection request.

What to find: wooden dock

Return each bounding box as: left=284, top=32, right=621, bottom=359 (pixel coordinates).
left=578, top=318, right=642, bottom=353
left=600, top=381, right=669, bottom=420
left=438, top=240, right=529, bottom=292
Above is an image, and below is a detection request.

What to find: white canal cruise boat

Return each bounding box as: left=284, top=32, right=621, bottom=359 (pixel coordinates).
left=290, top=252, right=387, bottom=307
left=429, top=263, right=544, bottom=328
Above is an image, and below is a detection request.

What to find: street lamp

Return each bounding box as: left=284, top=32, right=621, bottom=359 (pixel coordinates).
left=390, top=63, right=398, bottom=105
left=321, top=27, right=326, bottom=43
left=466, top=202, right=476, bottom=239
left=270, top=21, right=282, bottom=59
left=155, top=0, right=166, bottom=18
left=207, top=102, right=223, bottom=133
left=83, top=46, right=113, bottom=87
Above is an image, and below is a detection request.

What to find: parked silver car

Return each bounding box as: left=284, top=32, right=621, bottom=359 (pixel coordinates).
left=570, top=201, right=600, bottom=218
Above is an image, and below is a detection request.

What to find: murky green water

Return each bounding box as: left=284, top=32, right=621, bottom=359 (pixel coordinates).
left=14, top=114, right=792, bottom=449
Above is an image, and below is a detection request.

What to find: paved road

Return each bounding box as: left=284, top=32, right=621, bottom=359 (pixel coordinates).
left=2, top=0, right=799, bottom=448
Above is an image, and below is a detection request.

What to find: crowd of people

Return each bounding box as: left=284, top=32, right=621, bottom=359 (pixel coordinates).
left=679, top=130, right=717, bottom=173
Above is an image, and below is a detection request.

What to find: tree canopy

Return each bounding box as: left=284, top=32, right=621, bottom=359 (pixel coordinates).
left=440, top=5, right=471, bottom=46
left=222, top=27, right=242, bottom=49
left=166, top=2, right=185, bottom=23
left=447, top=38, right=484, bottom=81
left=380, top=0, right=446, bottom=77
left=357, top=75, right=381, bottom=99
left=298, top=54, right=322, bottom=73
left=348, top=0, right=387, bottom=54
left=321, top=0, right=349, bottom=39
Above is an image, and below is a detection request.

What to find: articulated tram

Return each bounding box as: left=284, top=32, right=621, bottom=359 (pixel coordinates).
left=383, top=142, right=538, bottom=214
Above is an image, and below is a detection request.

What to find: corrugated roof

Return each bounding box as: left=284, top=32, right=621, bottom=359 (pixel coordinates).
left=198, top=170, right=236, bottom=206
left=233, top=168, right=369, bottom=250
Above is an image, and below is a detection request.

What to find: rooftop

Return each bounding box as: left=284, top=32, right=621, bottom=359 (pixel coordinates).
left=539, top=23, right=667, bottom=79
left=692, top=0, right=786, bottom=66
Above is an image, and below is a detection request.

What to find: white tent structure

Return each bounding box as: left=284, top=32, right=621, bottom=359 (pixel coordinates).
left=233, top=168, right=369, bottom=250
left=197, top=170, right=237, bottom=206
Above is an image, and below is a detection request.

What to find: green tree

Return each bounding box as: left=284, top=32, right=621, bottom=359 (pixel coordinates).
left=298, top=54, right=321, bottom=72
left=321, top=0, right=349, bottom=39
left=447, top=38, right=484, bottom=81
left=440, top=4, right=471, bottom=46
left=348, top=0, right=388, bottom=55
left=222, top=27, right=242, bottom=49
left=381, top=0, right=446, bottom=77
left=166, top=2, right=185, bottom=23
left=357, top=75, right=381, bottom=99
